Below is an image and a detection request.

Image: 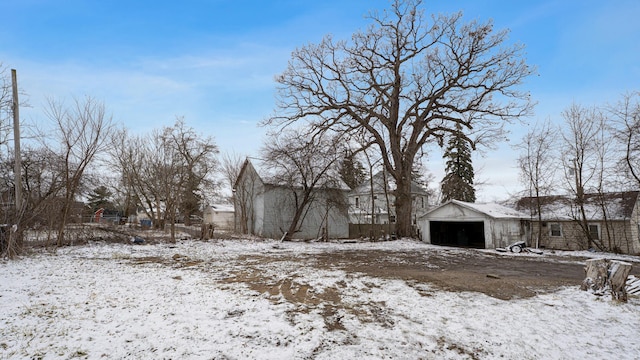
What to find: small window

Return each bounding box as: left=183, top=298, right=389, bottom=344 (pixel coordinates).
left=588, top=224, right=600, bottom=240
left=550, top=223, right=562, bottom=237
left=389, top=215, right=396, bottom=223
left=355, top=197, right=359, bottom=208
left=421, top=197, right=425, bottom=209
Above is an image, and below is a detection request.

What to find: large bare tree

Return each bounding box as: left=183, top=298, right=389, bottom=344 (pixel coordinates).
left=110, top=119, right=218, bottom=242
left=560, top=103, right=605, bottom=250
left=45, top=96, right=114, bottom=247
left=264, top=0, right=533, bottom=237
left=163, top=118, right=219, bottom=226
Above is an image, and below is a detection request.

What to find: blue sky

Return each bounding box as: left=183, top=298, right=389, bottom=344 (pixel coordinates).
left=2, top=0, right=639, bottom=201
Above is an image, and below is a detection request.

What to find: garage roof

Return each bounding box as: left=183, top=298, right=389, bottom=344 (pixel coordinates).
left=423, top=199, right=529, bottom=220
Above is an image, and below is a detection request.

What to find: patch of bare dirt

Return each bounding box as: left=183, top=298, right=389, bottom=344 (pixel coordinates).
left=221, top=269, right=349, bottom=330
left=225, top=249, right=592, bottom=301
left=308, top=250, right=591, bottom=300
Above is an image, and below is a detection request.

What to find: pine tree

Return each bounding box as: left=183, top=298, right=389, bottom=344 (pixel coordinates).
left=339, top=154, right=366, bottom=189
left=87, top=185, right=115, bottom=211
left=440, top=124, right=476, bottom=203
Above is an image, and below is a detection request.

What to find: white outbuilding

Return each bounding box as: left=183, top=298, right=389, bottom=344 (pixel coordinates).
left=418, top=200, right=530, bottom=249
left=203, top=204, right=235, bottom=231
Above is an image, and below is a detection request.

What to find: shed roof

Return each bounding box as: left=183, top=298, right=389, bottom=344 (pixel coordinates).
left=422, top=199, right=529, bottom=220
left=207, top=204, right=234, bottom=213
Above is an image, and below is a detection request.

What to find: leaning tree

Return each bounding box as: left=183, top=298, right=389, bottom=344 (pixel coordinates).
left=264, top=0, right=533, bottom=237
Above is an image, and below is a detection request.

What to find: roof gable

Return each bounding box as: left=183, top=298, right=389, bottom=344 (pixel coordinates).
left=236, top=158, right=350, bottom=191
left=233, top=158, right=264, bottom=191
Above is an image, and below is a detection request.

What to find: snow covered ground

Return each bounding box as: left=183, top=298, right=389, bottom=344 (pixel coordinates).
left=1, top=239, right=639, bottom=359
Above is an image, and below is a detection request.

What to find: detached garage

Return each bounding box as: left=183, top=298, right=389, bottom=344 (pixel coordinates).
left=418, top=200, right=530, bottom=249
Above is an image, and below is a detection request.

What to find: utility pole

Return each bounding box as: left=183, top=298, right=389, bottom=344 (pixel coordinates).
left=11, top=69, right=22, bottom=214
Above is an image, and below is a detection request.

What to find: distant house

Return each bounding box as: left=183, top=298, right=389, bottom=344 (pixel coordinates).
left=233, top=159, right=349, bottom=240
left=418, top=200, right=530, bottom=249
left=203, top=204, right=234, bottom=231
left=515, top=191, right=640, bottom=254
left=348, top=171, right=430, bottom=226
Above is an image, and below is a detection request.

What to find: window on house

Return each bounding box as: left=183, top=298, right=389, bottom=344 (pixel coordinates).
left=588, top=224, right=600, bottom=240
left=389, top=215, right=396, bottom=223
left=550, top=223, right=562, bottom=237
left=355, top=197, right=359, bottom=208
left=421, top=197, right=424, bottom=208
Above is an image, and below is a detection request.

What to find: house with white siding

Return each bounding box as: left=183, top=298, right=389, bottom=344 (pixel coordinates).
left=348, top=171, right=430, bottom=225
left=233, top=159, right=349, bottom=240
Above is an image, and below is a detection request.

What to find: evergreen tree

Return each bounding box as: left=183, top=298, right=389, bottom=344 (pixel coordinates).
left=440, top=124, right=476, bottom=203
left=87, top=185, right=115, bottom=211
left=339, top=154, right=366, bottom=189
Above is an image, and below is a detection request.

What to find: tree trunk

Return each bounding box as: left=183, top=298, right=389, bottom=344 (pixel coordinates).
left=169, top=217, right=176, bottom=243
left=57, top=192, right=72, bottom=247
left=535, top=188, right=543, bottom=249
left=394, top=173, right=413, bottom=238
left=284, top=193, right=311, bottom=241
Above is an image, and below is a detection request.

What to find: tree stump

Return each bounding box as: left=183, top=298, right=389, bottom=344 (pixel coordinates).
left=580, top=258, right=609, bottom=294
left=200, top=224, right=214, bottom=240
left=609, top=260, right=632, bottom=302
left=581, top=258, right=633, bottom=302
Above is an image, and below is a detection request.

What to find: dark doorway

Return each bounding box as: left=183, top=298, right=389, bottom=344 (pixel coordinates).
left=430, top=221, right=485, bottom=248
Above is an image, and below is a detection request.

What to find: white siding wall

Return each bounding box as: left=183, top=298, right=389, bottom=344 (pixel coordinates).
left=261, top=186, right=349, bottom=240
left=631, top=201, right=640, bottom=254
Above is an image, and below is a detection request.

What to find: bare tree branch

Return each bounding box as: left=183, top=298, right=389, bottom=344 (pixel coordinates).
left=264, top=0, right=533, bottom=236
